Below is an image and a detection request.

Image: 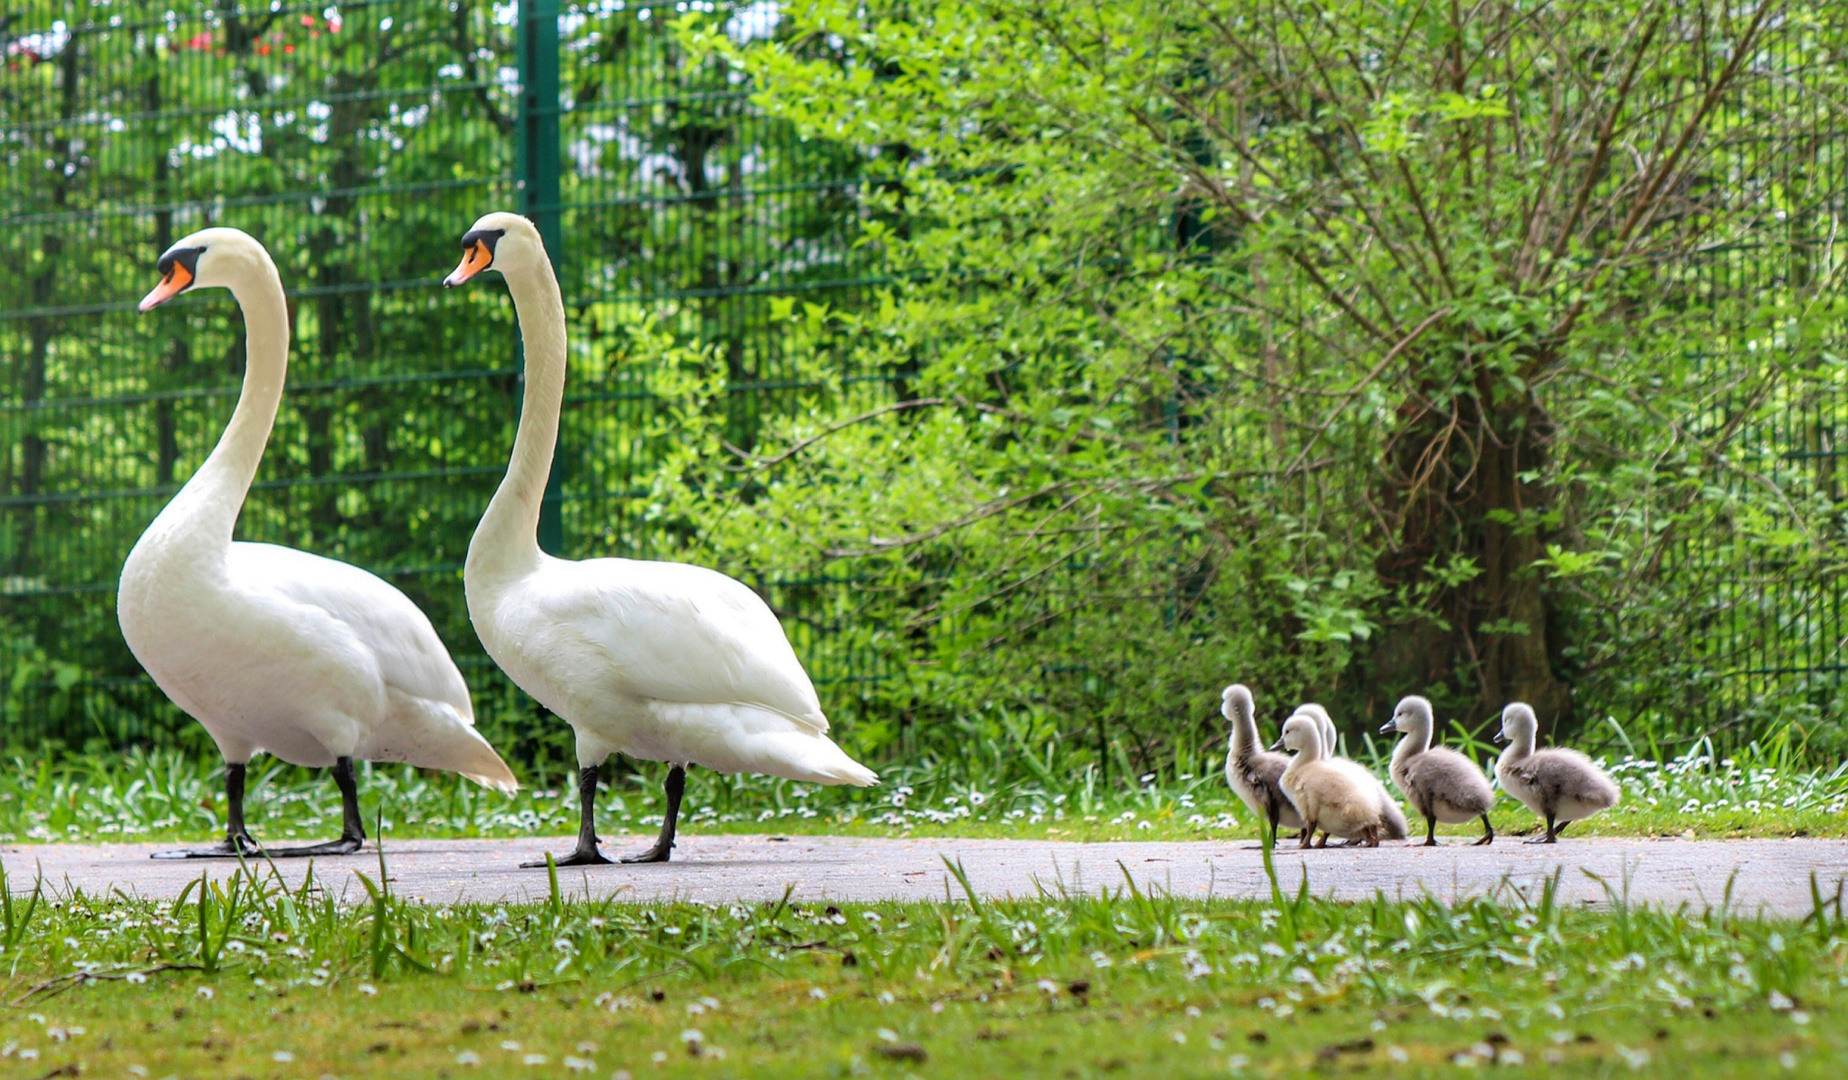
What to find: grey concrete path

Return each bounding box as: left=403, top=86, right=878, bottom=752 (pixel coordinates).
left=4, top=834, right=1845, bottom=916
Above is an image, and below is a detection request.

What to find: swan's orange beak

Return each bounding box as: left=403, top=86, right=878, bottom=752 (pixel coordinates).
left=138, top=262, right=193, bottom=312
left=444, top=239, right=494, bottom=288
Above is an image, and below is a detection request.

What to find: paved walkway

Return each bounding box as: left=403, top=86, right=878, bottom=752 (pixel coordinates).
left=4, top=835, right=1844, bottom=916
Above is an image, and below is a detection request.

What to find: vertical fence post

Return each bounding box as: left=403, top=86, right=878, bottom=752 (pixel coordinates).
left=519, top=0, right=566, bottom=554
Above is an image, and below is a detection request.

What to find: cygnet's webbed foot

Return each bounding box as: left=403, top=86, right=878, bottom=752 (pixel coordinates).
left=619, top=840, right=673, bottom=864
left=1524, top=835, right=1559, bottom=845
left=522, top=844, right=612, bottom=869
left=265, top=834, right=365, bottom=858
left=151, top=834, right=263, bottom=860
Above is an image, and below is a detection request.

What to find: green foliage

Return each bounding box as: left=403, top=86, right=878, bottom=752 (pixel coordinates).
left=660, top=0, right=1848, bottom=767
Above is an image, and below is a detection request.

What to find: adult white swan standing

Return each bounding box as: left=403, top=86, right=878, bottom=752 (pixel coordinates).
left=122, top=227, right=517, bottom=858
left=444, top=212, right=877, bottom=867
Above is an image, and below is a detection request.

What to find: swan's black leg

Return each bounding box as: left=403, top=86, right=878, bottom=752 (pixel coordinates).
left=523, top=765, right=612, bottom=868
left=1528, top=813, right=1561, bottom=844
left=1422, top=816, right=1438, bottom=847
left=1473, top=813, right=1495, bottom=846
left=153, top=762, right=264, bottom=859
left=266, top=757, right=367, bottom=857
left=622, top=764, right=686, bottom=864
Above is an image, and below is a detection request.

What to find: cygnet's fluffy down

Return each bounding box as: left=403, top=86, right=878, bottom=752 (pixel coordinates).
left=1221, top=684, right=1303, bottom=845
left=1494, top=702, right=1620, bottom=843
left=1292, top=704, right=1408, bottom=843
left=1381, top=696, right=1496, bottom=846
left=1273, top=714, right=1385, bottom=848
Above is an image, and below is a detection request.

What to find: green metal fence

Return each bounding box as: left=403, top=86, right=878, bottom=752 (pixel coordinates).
left=0, top=0, right=890, bottom=758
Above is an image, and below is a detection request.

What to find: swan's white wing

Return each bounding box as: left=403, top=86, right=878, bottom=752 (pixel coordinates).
left=533, top=557, right=828, bottom=733
left=229, top=543, right=473, bottom=719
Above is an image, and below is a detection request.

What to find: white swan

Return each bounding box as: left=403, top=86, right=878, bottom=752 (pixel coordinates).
left=444, top=212, right=877, bottom=866
left=121, top=228, right=517, bottom=859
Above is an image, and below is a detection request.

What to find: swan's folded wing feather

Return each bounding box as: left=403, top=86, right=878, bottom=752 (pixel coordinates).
left=231, top=543, right=474, bottom=720
left=543, top=558, right=828, bottom=734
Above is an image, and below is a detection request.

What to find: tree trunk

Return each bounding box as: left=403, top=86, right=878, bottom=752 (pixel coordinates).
left=1371, top=362, right=1571, bottom=729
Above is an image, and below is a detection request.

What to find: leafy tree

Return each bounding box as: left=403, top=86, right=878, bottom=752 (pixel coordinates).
left=673, top=0, right=1848, bottom=763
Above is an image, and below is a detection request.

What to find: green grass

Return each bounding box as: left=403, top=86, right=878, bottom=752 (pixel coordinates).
left=0, top=739, right=1843, bottom=851
left=0, top=855, right=1842, bottom=1078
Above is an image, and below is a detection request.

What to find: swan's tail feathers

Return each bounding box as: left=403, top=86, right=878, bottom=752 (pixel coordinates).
left=365, top=693, right=520, bottom=793
left=444, top=723, right=520, bottom=793
left=460, top=744, right=520, bottom=794
left=746, top=731, right=879, bottom=787
left=813, top=750, right=879, bottom=788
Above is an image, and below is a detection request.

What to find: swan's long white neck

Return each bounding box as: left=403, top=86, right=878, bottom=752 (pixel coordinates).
left=469, top=252, right=567, bottom=579
left=153, top=265, right=289, bottom=548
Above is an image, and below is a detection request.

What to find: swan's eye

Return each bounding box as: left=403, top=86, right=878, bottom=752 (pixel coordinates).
left=445, top=228, right=506, bottom=287
left=139, top=246, right=204, bottom=312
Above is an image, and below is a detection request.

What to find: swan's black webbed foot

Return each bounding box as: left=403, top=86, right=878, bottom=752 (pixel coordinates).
left=619, top=841, right=673, bottom=864
left=151, top=834, right=264, bottom=860
left=522, top=844, right=612, bottom=868
left=266, top=834, right=365, bottom=858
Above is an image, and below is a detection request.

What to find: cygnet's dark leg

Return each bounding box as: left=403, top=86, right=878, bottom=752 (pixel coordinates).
left=622, top=764, right=687, bottom=864
left=1526, top=812, right=1561, bottom=844
left=1473, top=813, right=1495, bottom=846
left=1248, top=803, right=1282, bottom=850
left=523, top=764, right=612, bottom=868
left=268, top=757, right=367, bottom=857
left=153, top=762, right=263, bottom=859
left=1422, top=816, right=1439, bottom=847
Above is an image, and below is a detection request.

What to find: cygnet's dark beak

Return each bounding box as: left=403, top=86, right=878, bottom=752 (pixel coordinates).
left=1268, top=737, right=1285, bottom=752
left=1492, top=730, right=1507, bottom=745
left=1377, top=720, right=1397, bottom=735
